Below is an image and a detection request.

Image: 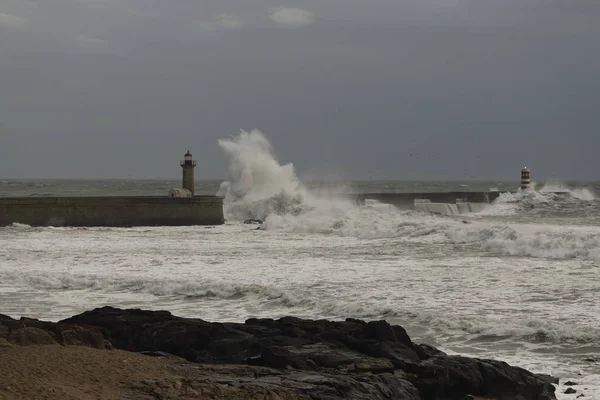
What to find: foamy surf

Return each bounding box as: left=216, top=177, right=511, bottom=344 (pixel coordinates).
left=447, top=222, right=600, bottom=261
left=540, top=182, right=596, bottom=201
left=3, top=267, right=599, bottom=344
left=215, top=130, right=600, bottom=262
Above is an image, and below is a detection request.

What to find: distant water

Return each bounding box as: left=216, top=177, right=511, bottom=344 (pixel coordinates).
left=1, top=131, right=600, bottom=400
left=1, top=177, right=598, bottom=198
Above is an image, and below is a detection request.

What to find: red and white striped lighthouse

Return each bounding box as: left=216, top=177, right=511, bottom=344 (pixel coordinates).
left=520, top=167, right=531, bottom=191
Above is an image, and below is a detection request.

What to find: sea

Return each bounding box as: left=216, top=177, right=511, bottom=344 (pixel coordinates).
left=1, top=130, right=599, bottom=399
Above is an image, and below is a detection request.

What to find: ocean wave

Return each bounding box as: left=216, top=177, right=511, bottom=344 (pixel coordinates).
left=217, top=130, right=311, bottom=222
left=5, top=222, right=33, bottom=229
left=447, top=222, right=600, bottom=261
left=3, top=269, right=600, bottom=345
left=393, top=310, right=600, bottom=345
left=0, top=222, right=36, bottom=233
left=479, top=189, right=598, bottom=217
left=539, top=182, right=596, bottom=201
left=0, top=271, right=307, bottom=306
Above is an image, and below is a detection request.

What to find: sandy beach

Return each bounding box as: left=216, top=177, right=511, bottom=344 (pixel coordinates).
left=0, top=345, right=179, bottom=400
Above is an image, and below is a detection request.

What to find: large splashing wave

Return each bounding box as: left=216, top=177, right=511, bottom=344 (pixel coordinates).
left=217, top=130, right=308, bottom=221
left=216, top=129, right=412, bottom=236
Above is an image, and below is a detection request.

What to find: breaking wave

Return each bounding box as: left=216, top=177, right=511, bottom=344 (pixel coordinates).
left=3, top=269, right=599, bottom=345
left=393, top=310, right=600, bottom=346
left=0, top=271, right=305, bottom=307
left=479, top=188, right=598, bottom=217
left=539, top=182, right=596, bottom=201
left=217, top=130, right=312, bottom=222
left=216, top=130, right=416, bottom=237
left=447, top=222, right=600, bottom=261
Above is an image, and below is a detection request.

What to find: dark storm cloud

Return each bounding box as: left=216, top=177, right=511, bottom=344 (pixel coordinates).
left=0, top=0, right=598, bottom=180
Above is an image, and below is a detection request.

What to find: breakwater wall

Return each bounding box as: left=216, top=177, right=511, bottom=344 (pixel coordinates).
left=0, top=196, right=224, bottom=227
left=413, top=201, right=488, bottom=215
left=352, top=191, right=503, bottom=208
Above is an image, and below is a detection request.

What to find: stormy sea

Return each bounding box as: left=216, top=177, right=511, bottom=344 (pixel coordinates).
left=1, top=130, right=599, bottom=399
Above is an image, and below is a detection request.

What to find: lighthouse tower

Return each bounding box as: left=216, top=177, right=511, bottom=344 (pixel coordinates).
left=180, top=150, right=197, bottom=195
left=520, top=167, right=531, bottom=191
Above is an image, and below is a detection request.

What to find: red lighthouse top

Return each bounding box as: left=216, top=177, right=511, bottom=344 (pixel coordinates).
left=184, top=151, right=192, bottom=158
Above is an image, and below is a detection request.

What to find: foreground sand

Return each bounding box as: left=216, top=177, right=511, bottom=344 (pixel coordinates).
left=0, top=344, right=303, bottom=400
left=0, top=345, right=180, bottom=400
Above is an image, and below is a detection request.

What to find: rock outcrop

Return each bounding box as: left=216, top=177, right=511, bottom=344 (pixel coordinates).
left=60, top=306, right=557, bottom=400
left=0, top=312, right=104, bottom=348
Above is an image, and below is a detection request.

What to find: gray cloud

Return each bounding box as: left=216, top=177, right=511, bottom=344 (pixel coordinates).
left=197, top=14, right=244, bottom=32
left=269, top=8, right=315, bottom=28
left=75, top=34, right=107, bottom=48
left=0, top=0, right=599, bottom=181
left=0, top=12, right=25, bottom=27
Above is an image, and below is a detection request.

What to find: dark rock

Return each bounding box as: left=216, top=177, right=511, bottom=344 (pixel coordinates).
left=138, top=350, right=172, bottom=358
left=564, top=387, right=577, bottom=394
left=536, top=373, right=560, bottom=385
left=0, top=313, right=104, bottom=348
left=244, top=219, right=263, bottom=224
left=415, top=343, right=447, bottom=359
left=565, top=381, right=578, bottom=386
left=577, top=394, right=585, bottom=398
left=60, top=306, right=557, bottom=400
left=134, top=364, right=421, bottom=400
left=583, top=357, right=597, bottom=362
left=9, top=327, right=56, bottom=345
left=409, top=355, right=555, bottom=400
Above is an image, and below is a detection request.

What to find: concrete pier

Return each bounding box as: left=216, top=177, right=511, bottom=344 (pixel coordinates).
left=0, top=196, right=224, bottom=227
left=352, top=191, right=504, bottom=208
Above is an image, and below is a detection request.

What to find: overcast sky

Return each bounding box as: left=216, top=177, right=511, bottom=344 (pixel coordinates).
left=1, top=0, right=599, bottom=181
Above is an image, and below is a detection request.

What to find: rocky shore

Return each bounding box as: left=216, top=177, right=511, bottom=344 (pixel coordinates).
left=1, top=306, right=557, bottom=400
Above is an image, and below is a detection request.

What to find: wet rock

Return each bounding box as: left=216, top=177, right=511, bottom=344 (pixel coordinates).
left=138, top=350, right=172, bottom=358
left=0, top=313, right=104, bottom=348
left=536, top=373, right=560, bottom=385
left=61, top=306, right=557, bottom=400
left=564, top=381, right=578, bottom=386
left=244, top=219, right=263, bottom=224
left=9, top=326, right=56, bottom=345
left=415, top=343, right=447, bottom=359
left=564, top=387, right=577, bottom=394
